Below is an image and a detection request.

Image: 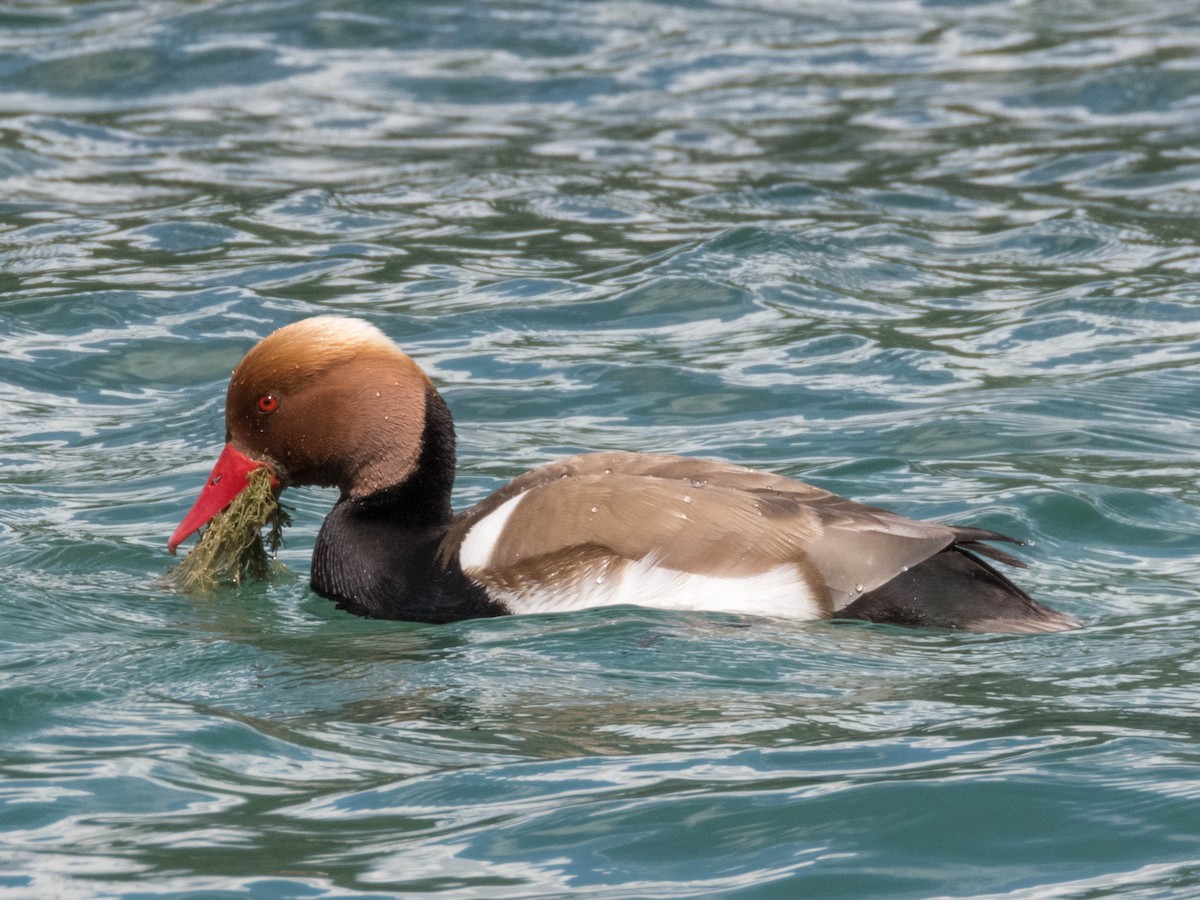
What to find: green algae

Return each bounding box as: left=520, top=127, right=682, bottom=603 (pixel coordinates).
left=173, top=467, right=291, bottom=592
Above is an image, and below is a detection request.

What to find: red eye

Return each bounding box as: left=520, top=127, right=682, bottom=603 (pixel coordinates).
left=257, top=394, right=279, bottom=413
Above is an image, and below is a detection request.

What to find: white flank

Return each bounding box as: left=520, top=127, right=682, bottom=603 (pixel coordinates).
left=458, top=492, right=527, bottom=571
left=481, top=555, right=825, bottom=621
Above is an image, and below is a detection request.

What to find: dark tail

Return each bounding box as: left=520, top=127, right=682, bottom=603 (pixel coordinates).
left=838, top=542, right=1080, bottom=634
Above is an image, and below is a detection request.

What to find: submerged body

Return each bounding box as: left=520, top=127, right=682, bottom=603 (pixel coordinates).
left=170, top=316, right=1080, bottom=633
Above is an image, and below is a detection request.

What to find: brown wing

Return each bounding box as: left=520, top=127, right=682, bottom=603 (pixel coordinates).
left=444, top=451, right=981, bottom=609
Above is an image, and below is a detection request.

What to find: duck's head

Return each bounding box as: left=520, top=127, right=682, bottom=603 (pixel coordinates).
left=168, top=316, right=444, bottom=553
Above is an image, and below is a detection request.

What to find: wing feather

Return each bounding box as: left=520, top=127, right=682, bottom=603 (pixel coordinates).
left=443, top=451, right=1018, bottom=612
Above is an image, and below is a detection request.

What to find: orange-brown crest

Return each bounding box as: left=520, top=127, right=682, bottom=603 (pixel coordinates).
left=225, top=316, right=434, bottom=497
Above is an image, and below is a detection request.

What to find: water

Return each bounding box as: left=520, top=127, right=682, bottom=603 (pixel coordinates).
left=3, top=0, right=1200, bottom=896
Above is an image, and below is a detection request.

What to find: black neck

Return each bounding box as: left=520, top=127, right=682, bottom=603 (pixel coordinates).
left=347, top=384, right=457, bottom=527
left=311, top=385, right=505, bottom=622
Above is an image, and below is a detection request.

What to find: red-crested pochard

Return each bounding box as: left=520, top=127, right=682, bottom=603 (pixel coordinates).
left=169, top=316, right=1080, bottom=633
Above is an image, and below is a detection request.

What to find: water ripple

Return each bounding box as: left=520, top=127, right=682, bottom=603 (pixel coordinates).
left=3, top=0, right=1200, bottom=896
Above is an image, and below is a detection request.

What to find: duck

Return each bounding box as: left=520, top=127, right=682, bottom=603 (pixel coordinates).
left=168, top=315, right=1080, bottom=633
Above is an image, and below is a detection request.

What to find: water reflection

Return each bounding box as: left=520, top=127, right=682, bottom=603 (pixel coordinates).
left=4, top=0, right=1200, bottom=895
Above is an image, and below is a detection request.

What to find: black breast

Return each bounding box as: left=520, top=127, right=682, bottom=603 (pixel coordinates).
left=311, top=499, right=506, bottom=623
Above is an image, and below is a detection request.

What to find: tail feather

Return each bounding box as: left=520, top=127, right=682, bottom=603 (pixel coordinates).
left=956, top=540, right=1028, bottom=569
left=837, top=544, right=1080, bottom=634
left=948, top=525, right=1023, bottom=547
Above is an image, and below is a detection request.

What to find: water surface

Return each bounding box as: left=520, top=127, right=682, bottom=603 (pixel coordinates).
left=2, top=1, right=1200, bottom=896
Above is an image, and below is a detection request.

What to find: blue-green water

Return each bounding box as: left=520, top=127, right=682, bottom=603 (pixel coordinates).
left=3, top=1, right=1200, bottom=896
